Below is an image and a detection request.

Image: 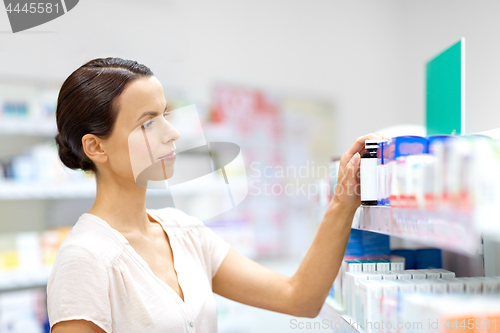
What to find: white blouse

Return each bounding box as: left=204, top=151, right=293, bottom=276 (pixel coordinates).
left=47, top=207, right=231, bottom=333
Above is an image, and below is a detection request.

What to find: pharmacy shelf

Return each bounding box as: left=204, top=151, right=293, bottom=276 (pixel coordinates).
left=0, top=119, right=57, bottom=136
left=320, top=297, right=363, bottom=333
left=0, top=119, right=57, bottom=158
left=0, top=182, right=96, bottom=199
left=0, top=179, right=248, bottom=200
left=352, top=206, right=482, bottom=256
left=0, top=182, right=173, bottom=200
left=0, top=268, right=51, bottom=293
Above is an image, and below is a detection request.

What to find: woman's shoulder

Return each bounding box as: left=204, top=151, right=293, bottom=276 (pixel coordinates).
left=55, top=213, right=126, bottom=270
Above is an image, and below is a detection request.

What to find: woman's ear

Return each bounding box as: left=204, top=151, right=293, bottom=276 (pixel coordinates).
left=82, top=134, right=108, bottom=166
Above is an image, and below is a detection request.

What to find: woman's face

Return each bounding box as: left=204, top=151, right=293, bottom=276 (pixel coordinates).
left=101, top=76, right=180, bottom=188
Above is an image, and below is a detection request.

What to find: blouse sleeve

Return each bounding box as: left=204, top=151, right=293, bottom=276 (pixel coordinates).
left=197, top=223, right=232, bottom=279
left=47, top=244, right=112, bottom=333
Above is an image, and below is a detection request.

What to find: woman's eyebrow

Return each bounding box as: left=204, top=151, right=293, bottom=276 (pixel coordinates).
left=137, top=111, right=159, bottom=122
left=136, top=105, right=167, bottom=122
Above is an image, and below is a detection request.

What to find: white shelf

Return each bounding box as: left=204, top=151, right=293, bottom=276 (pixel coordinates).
left=0, top=182, right=96, bottom=199
left=0, top=119, right=57, bottom=136
left=0, top=182, right=173, bottom=200
left=0, top=268, right=51, bottom=293
left=352, top=206, right=482, bottom=256
left=0, top=180, right=248, bottom=200
left=320, top=297, right=362, bottom=333
left=0, top=119, right=57, bottom=158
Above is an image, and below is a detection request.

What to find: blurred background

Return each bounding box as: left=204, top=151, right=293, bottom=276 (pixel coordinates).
left=1, top=0, right=500, bottom=332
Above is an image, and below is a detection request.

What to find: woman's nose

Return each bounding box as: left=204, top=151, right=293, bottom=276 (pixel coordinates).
left=161, top=118, right=180, bottom=144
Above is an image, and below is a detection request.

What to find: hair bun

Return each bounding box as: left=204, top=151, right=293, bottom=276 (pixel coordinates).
left=55, top=133, right=89, bottom=170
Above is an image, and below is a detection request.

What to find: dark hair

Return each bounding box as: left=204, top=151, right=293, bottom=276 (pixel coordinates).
left=55, top=57, right=154, bottom=173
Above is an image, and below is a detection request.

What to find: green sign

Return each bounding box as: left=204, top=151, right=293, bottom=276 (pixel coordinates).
left=426, top=38, right=465, bottom=136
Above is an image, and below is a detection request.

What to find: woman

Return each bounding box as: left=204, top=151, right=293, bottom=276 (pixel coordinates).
left=48, top=57, right=382, bottom=332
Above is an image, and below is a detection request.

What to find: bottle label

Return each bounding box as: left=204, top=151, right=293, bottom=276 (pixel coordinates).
left=360, top=158, right=377, bottom=201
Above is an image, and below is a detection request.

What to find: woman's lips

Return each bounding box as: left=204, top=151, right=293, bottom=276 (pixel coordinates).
left=158, top=151, right=176, bottom=161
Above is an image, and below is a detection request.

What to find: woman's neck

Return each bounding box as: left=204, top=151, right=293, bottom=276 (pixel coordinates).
left=88, top=173, right=152, bottom=235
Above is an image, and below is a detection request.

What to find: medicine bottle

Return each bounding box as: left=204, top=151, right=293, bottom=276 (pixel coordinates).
left=360, top=139, right=385, bottom=205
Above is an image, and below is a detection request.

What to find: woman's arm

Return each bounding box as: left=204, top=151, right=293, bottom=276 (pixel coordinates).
left=212, top=133, right=383, bottom=318
left=52, top=319, right=107, bottom=333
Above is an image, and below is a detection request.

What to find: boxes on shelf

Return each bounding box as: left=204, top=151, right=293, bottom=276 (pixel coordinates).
left=331, top=229, right=392, bottom=309
left=347, top=135, right=500, bottom=220
left=0, top=143, right=95, bottom=199
left=319, top=133, right=500, bottom=243
left=349, top=273, right=500, bottom=333
left=0, top=227, right=71, bottom=291
left=337, top=134, right=500, bottom=247
left=388, top=136, right=428, bottom=208
left=391, top=248, right=442, bottom=270
left=0, top=80, right=59, bottom=122
left=330, top=248, right=489, bottom=324
left=0, top=101, right=29, bottom=118
left=377, top=141, right=389, bottom=206
left=334, top=254, right=405, bottom=316
left=399, top=294, right=500, bottom=333
left=345, top=229, right=391, bottom=257
left=0, top=288, right=49, bottom=333
left=0, top=143, right=93, bottom=185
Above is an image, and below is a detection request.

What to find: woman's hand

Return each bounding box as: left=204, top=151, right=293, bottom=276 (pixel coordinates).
left=331, top=133, right=386, bottom=210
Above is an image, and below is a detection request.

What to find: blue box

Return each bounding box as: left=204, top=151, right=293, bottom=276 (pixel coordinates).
left=415, top=248, right=442, bottom=269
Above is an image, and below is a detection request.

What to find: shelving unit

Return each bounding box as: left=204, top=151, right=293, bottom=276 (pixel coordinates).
left=3, top=80, right=499, bottom=332
left=316, top=202, right=499, bottom=332
left=0, top=119, right=56, bottom=136
left=0, top=269, right=52, bottom=293
left=0, top=179, right=245, bottom=200
left=351, top=206, right=481, bottom=256
left=0, top=82, right=83, bottom=294
left=0, top=78, right=60, bottom=162
left=319, top=296, right=361, bottom=333
left=0, top=120, right=56, bottom=159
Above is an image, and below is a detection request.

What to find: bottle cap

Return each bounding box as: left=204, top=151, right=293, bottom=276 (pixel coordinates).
left=365, top=139, right=387, bottom=149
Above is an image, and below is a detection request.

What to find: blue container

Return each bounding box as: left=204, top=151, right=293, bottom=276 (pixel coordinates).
left=415, top=248, right=442, bottom=269
left=345, top=229, right=364, bottom=256
left=390, top=249, right=416, bottom=269
left=362, top=230, right=390, bottom=256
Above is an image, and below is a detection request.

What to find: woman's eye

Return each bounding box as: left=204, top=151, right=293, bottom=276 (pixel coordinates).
left=163, top=112, right=171, bottom=119
left=142, top=119, right=154, bottom=129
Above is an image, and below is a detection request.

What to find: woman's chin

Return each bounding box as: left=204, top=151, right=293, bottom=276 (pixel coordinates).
left=134, top=161, right=175, bottom=189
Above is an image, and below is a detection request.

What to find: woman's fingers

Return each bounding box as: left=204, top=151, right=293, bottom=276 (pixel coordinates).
left=333, top=133, right=388, bottom=208
left=374, top=133, right=389, bottom=141
left=340, top=133, right=384, bottom=177
left=345, top=152, right=360, bottom=185
left=334, top=152, right=361, bottom=207
left=346, top=133, right=385, bottom=157
left=345, top=152, right=360, bottom=181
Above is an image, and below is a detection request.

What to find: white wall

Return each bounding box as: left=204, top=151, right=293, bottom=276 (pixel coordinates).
left=0, top=0, right=406, bottom=155
left=2, top=1, right=500, bottom=152
left=397, top=0, right=500, bottom=135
